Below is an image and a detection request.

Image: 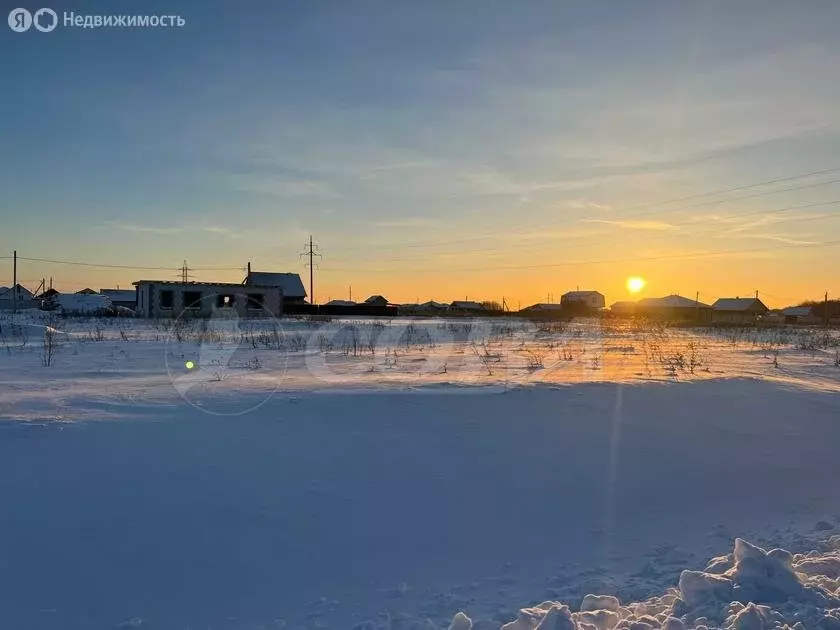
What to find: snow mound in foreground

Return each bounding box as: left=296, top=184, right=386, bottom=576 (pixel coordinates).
left=435, top=536, right=840, bottom=630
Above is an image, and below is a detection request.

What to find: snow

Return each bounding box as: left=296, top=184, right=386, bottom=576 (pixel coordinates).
left=0, top=313, right=839, bottom=629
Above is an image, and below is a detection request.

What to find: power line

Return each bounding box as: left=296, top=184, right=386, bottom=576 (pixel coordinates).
left=8, top=256, right=241, bottom=271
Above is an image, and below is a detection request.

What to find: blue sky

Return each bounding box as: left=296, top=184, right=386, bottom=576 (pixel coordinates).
left=2, top=0, right=840, bottom=305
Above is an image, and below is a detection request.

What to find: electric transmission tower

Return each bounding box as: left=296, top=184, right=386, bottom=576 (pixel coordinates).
left=300, top=236, right=321, bottom=304
left=177, top=260, right=193, bottom=283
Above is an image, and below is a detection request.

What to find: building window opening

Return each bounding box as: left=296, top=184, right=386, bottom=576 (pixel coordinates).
left=183, top=291, right=202, bottom=309
left=217, top=294, right=235, bottom=308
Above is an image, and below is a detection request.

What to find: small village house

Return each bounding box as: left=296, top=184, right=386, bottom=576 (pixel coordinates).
left=244, top=270, right=307, bottom=305
left=364, top=295, right=389, bottom=307
left=100, top=288, right=138, bottom=311
left=449, top=300, right=486, bottom=313
left=419, top=300, right=448, bottom=312
left=634, top=294, right=713, bottom=322
left=712, top=297, right=769, bottom=323
left=0, top=284, right=35, bottom=310
left=560, top=290, right=605, bottom=312
left=518, top=303, right=566, bottom=320
left=781, top=306, right=816, bottom=325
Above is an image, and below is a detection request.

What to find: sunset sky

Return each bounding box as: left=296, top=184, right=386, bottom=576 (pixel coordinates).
left=2, top=0, right=840, bottom=308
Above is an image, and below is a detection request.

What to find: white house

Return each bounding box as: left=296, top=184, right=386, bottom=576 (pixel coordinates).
left=560, top=290, right=605, bottom=310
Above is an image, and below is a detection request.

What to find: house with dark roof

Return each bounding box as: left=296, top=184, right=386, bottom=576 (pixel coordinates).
left=781, top=306, right=817, bottom=325
left=244, top=271, right=307, bottom=305
left=449, top=300, right=486, bottom=313
left=712, top=297, right=769, bottom=323
left=364, top=295, right=389, bottom=307
left=635, top=294, right=713, bottom=322
left=519, top=303, right=566, bottom=320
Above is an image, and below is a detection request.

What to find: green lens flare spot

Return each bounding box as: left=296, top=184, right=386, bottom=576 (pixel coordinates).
left=185, top=360, right=196, bottom=370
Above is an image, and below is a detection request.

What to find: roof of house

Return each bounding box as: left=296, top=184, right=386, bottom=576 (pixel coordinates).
left=245, top=272, right=307, bottom=298
left=364, top=295, right=388, bottom=304
left=420, top=300, right=448, bottom=309
left=100, top=289, right=136, bottom=302
left=521, top=303, right=565, bottom=311
left=610, top=301, right=638, bottom=310
left=325, top=299, right=357, bottom=306
left=562, top=290, right=604, bottom=298
left=134, top=280, right=278, bottom=289
left=637, top=294, right=711, bottom=309
left=0, top=284, right=34, bottom=298
left=782, top=306, right=813, bottom=317
left=450, top=300, right=486, bottom=310
left=712, top=297, right=768, bottom=312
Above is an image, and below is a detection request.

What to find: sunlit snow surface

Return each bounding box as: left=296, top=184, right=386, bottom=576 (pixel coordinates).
left=0, top=312, right=839, bottom=629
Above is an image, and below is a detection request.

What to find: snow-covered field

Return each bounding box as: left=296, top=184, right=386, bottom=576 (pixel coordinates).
left=1, top=313, right=839, bottom=629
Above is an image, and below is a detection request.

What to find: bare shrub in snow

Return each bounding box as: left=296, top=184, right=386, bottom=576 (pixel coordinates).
left=42, top=318, right=59, bottom=367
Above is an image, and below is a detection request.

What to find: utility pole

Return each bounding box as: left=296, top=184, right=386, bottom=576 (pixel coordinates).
left=300, top=235, right=321, bottom=305
left=826, top=291, right=830, bottom=331
left=12, top=250, right=17, bottom=315
left=695, top=291, right=700, bottom=323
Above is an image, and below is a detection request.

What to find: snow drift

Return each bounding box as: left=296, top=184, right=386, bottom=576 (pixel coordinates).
left=445, top=537, right=840, bottom=630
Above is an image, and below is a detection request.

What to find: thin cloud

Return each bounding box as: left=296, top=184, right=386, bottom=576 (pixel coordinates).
left=229, top=174, right=339, bottom=199
left=586, top=219, right=678, bottom=231
left=105, top=221, right=182, bottom=235
left=359, top=160, right=437, bottom=180
left=370, top=216, right=444, bottom=229
left=568, top=200, right=613, bottom=211
left=727, top=233, right=819, bottom=246
left=105, top=221, right=242, bottom=238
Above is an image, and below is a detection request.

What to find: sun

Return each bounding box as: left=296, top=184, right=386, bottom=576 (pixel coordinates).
left=626, top=276, right=646, bottom=293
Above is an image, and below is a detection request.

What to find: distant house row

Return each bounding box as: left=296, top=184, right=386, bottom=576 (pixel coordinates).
left=1, top=280, right=833, bottom=324
left=609, top=295, right=826, bottom=324
left=520, top=291, right=606, bottom=316
left=325, top=297, right=490, bottom=314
